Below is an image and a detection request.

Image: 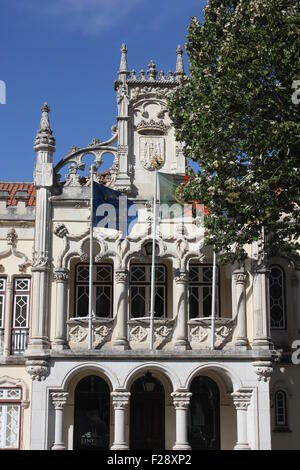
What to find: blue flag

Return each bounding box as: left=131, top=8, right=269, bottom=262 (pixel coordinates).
left=93, top=182, right=138, bottom=238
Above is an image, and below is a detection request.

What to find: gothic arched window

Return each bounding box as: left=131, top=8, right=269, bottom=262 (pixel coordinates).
left=269, top=265, right=286, bottom=330
left=274, top=390, right=288, bottom=428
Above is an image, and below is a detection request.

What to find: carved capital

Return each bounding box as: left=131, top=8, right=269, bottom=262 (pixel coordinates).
left=253, top=361, right=273, bottom=383
left=26, top=360, right=50, bottom=382
left=115, top=270, right=128, bottom=284
left=231, top=390, right=252, bottom=410
left=174, top=270, right=188, bottom=284
left=111, top=391, right=131, bottom=410
left=171, top=391, right=192, bottom=410
left=32, top=251, right=52, bottom=272
left=233, top=270, right=247, bottom=285
left=51, top=392, right=68, bottom=410
left=54, top=269, right=69, bottom=283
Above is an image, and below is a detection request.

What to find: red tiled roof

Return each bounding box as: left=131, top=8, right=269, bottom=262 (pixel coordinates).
left=0, top=183, right=36, bottom=206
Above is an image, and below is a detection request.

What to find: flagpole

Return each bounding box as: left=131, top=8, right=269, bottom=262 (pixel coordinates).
left=211, top=249, right=217, bottom=350
left=150, top=166, right=158, bottom=351
left=88, top=164, right=94, bottom=351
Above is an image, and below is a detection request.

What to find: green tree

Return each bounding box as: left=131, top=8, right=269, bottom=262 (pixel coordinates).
left=169, top=0, right=300, bottom=267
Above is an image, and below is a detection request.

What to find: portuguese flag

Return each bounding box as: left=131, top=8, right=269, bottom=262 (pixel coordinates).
left=158, top=172, right=209, bottom=219
left=158, top=172, right=185, bottom=219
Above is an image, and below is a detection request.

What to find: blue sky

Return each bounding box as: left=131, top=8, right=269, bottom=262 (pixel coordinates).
left=0, top=0, right=205, bottom=182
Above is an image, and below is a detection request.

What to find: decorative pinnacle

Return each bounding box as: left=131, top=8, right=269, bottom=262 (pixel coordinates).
left=119, top=43, right=129, bottom=76
left=175, top=44, right=185, bottom=80
left=147, top=59, right=157, bottom=81
left=34, top=101, right=56, bottom=151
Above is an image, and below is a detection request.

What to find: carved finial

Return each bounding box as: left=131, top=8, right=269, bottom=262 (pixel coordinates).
left=167, top=70, right=174, bottom=81
left=147, top=59, right=157, bottom=81
left=119, top=43, right=129, bottom=77
left=158, top=70, right=165, bottom=81
left=139, top=69, right=146, bottom=80
left=175, top=45, right=185, bottom=80
left=34, top=102, right=56, bottom=151
left=131, top=69, right=137, bottom=80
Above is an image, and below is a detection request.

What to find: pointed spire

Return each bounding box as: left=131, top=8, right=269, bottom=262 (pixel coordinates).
left=175, top=45, right=185, bottom=81
left=34, top=102, right=56, bottom=151
left=118, top=43, right=129, bottom=78
left=147, top=59, right=157, bottom=81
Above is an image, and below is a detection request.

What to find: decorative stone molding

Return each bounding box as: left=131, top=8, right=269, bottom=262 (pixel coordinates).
left=155, top=325, right=173, bottom=348
left=231, top=390, right=252, bottom=410
left=0, top=228, right=31, bottom=273
left=115, top=270, right=128, bottom=284
left=0, top=376, right=30, bottom=409
left=253, top=361, right=273, bottom=383
left=32, top=251, right=51, bottom=272
left=171, top=392, right=192, bottom=410
left=111, top=391, right=131, bottom=410
left=53, top=269, right=69, bottom=283
left=189, top=320, right=234, bottom=349
left=26, top=360, right=50, bottom=382
left=34, top=102, right=56, bottom=152
left=174, top=270, right=188, bottom=284
left=94, top=325, right=112, bottom=349
left=51, top=392, right=68, bottom=410
left=136, top=119, right=169, bottom=135
left=233, top=271, right=247, bottom=284
left=69, top=325, right=87, bottom=344
left=130, top=325, right=148, bottom=343
left=54, top=224, right=69, bottom=239
left=64, top=164, right=82, bottom=187
left=190, top=326, right=209, bottom=344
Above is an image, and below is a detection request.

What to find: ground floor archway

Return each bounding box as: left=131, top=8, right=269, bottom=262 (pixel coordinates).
left=130, top=373, right=165, bottom=450
left=73, top=375, right=110, bottom=450
left=188, top=375, right=220, bottom=450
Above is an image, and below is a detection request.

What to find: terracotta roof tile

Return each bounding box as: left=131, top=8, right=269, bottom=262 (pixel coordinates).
left=0, top=183, right=36, bottom=206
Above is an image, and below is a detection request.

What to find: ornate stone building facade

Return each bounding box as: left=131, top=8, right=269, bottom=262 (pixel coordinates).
left=0, top=45, right=299, bottom=450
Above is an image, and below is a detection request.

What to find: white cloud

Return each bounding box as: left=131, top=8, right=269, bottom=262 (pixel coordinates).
left=19, top=0, right=143, bottom=35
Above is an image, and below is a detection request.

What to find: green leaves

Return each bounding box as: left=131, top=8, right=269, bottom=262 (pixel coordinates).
left=169, top=0, right=300, bottom=267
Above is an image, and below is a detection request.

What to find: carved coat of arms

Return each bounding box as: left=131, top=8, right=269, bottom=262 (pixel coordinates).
left=139, top=137, right=165, bottom=171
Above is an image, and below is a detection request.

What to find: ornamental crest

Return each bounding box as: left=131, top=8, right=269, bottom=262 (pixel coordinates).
left=139, top=137, right=165, bottom=171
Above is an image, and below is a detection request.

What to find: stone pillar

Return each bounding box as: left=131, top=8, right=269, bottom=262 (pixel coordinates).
left=232, top=390, right=252, bottom=450
left=51, top=392, right=68, bottom=450
left=174, top=271, right=190, bottom=350
left=252, top=263, right=272, bottom=350
left=253, top=361, right=273, bottom=450
left=113, top=270, right=130, bottom=350
left=3, top=277, right=13, bottom=357
left=53, top=269, right=69, bottom=350
left=233, top=268, right=248, bottom=349
left=171, top=391, right=192, bottom=450
left=27, top=103, right=55, bottom=354
left=111, top=391, right=131, bottom=450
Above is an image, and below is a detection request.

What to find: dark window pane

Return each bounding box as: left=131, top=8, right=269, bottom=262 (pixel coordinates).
left=96, top=286, right=111, bottom=318
left=131, top=287, right=146, bottom=318
left=77, top=286, right=89, bottom=317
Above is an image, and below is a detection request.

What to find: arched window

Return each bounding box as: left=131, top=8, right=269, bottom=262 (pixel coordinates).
left=274, top=390, right=288, bottom=428
left=269, top=265, right=286, bottom=330
left=75, top=264, right=113, bottom=319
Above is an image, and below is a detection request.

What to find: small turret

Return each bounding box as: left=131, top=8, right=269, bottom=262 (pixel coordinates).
left=175, top=45, right=185, bottom=81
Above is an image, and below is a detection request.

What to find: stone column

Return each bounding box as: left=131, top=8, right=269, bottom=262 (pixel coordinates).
left=27, top=103, right=55, bottom=354
left=111, top=391, right=131, bottom=450
left=253, top=361, right=273, bottom=450
left=51, top=392, right=68, bottom=450
left=233, top=268, right=248, bottom=349
left=252, top=263, right=272, bottom=350
left=171, top=391, right=192, bottom=450
left=113, top=270, right=129, bottom=350
left=231, top=390, right=252, bottom=450
left=174, top=271, right=190, bottom=350
left=3, top=277, right=13, bottom=357
left=53, top=269, right=69, bottom=350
